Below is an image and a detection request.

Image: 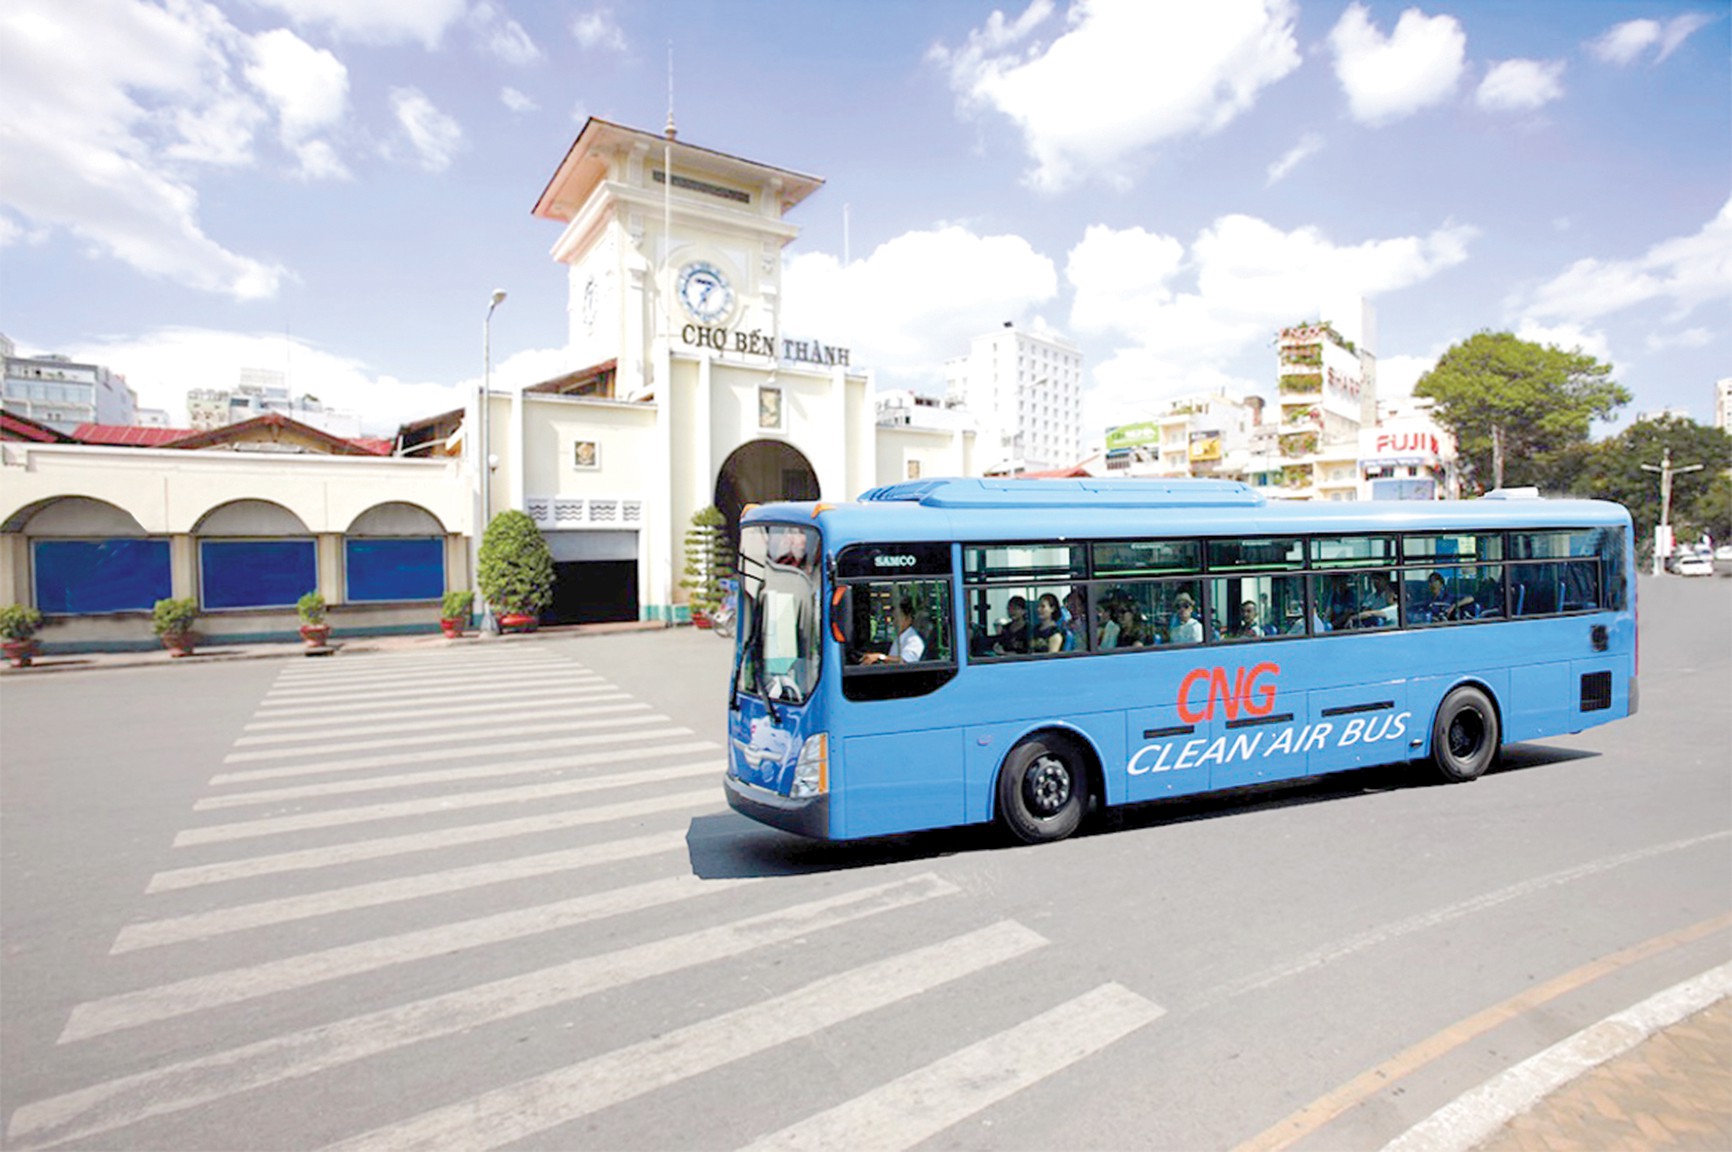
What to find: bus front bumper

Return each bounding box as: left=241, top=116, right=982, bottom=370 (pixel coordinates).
left=724, top=773, right=830, bottom=839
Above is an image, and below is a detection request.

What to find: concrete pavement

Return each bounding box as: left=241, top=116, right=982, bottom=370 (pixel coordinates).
left=5, top=619, right=1728, bottom=1149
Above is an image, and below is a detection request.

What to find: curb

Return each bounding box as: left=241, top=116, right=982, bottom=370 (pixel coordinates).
left=1378, top=961, right=1732, bottom=1152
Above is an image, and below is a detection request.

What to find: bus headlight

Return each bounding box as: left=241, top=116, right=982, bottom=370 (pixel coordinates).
left=790, top=733, right=828, bottom=798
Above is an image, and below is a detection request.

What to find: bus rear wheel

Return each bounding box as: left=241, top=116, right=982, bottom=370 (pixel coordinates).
left=998, top=735, right=1086, bottom=844
left=1431, top=686, right=1499, bottom=783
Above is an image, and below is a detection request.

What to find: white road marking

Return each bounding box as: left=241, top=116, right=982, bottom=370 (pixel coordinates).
left=196, top=747, right=708, bottom=811
left=321, top=920, right=1047, bottom=1152
left=1379, top=962, right=1732, bottom=1152
left=235, top=698, right=640, bottom=744
left=210, top=726, right=696, bottom=785
left=117, top=828, right=688, bottom=951
left=257, top=672, right=604, bottom=710
left=178, top=750, right=721, bottom=844
left=741, top=982, right=1165, bottom=1152
left=270, top=652, right=578, bottom=682
left=67, top=873, right=753, bottom=1041
left=222, top=710, right=663, bottom=763
left=248, top=682, right=613, bottom=723
left=1199, top=830, right=1732, bottom=1007
left=5, top=874, right=960, bottom=1149
left=146, top=788, right=716, bottom=892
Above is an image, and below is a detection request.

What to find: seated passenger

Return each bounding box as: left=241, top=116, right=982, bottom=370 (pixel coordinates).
left=1169, top=593, right=1203, bottom=644
left=1420, top=572, right=1475, bottom=622
left=1113, top=602, right=1151, bottom=648
left=1031, top=593, right=1065, bottom=654
left=991, top=595, right=1031, bottom=655
left=1351, top=574, right=1398, bottom=628
left=858, top=598, right=924, bottom=664
left=1229, top=599, right=1273, bottom=638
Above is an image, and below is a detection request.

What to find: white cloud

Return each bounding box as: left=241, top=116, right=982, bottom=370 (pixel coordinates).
left=471, top=2, right=541, bottom=65
left=1588, top=14, right=1715, bottom=66
left=246, top=29, right=348, bottom=144
left=253, top=0, right=467, bottom=49
left=1521, top=199, right=1732, bottom=324
left=1266, top=133, right=1323, bottom=185
left=53, top=327, right=575, bottom=435
left=1476, top=58, right=1565, bottom=112
left=1373, top=353, right=1438, bottom=402
left=1645, top=327, right=1712, bottom=352
left=782, top=226, right=1057, bottom=376
left=572, top=7, right=628, bottom=52
left=0, top=0, right=284, bottom=298
left=1513, top=319, right=1614, bottom=364
left=1328, top=3, right=1466, bottom=125
left=932, top=0, right=1301, bottom=193
left=501, top=87, right=539, bottom=114
left=389, top=88, right=463, bottom=172
left=1067, top=214, right=1475, bottom=426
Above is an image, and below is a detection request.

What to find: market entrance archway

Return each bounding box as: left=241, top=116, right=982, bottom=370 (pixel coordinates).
left=714, top=440, right=820, bottom=542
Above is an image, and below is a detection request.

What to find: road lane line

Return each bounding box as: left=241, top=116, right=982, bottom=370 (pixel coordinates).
left=5, top=873, right=961, bottom=1149
left=1232, top=910, right=1732, bottom=1152
left=1380, top=961, right=1732, bottom=1152
left=1201, top=830, right=1732, bottom=1007
left=222, top=710, right=663, bottom=763
left=268, top=657, right=581, bottom=687
left=69, top=872, right=755, bottom=1040
left=741, top=982, right=1164, bottom=1152
left=258, top=672, right=602, bottom=707
left=270, top=653, right=579, bottom=679
left=118, top=828, right=689, bottom=952
left=248, top=683, right=615, bottom=723
left=146, top=789, right=716, bottom=892
left=235, top=699, right=642, bottom=744
left=198, top=754, right=714, bottom=811
left=322, top=920, right=1048, bottom=1152
left=177, top=752, right=721, bottom=844
left=209, top=726, right=696, bottom=785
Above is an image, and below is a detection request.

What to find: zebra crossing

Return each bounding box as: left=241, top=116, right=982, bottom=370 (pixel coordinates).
left=6, top=644, right=1163, bottom=1150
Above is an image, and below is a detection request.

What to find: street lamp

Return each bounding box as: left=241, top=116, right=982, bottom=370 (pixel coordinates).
left=479, top=289, right=506, bottom=628
left=1640, top=446, right=1704, bottom=575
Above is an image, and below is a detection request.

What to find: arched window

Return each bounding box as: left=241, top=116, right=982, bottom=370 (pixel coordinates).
left=195, top=501, right=316, bottom=610
left=26, top=498, right=171, bottom=614
left=344, top=503, right=446, bottom=603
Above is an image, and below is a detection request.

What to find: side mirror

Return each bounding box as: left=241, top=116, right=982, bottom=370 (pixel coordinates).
left=829, top=585, right=851, bottom=647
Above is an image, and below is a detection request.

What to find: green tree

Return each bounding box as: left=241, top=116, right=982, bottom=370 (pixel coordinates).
left=1568, top=416, right=1732, bottom=548
left=679, top=505, right=734, bottom=617
left=1414, top=332, right=1629, bottom=494
left=477, top=510, right=555, bottom=618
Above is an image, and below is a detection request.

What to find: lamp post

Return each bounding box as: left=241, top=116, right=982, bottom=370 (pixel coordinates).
left=479, top=289, right=506, bottom=628
left=1640, top=446, right=1703, bottom=575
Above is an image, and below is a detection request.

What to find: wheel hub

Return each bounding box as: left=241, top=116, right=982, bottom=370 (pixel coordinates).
left=1026, top=755, right=1071, bottom=814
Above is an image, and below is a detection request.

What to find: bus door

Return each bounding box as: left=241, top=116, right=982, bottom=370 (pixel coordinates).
left=832, top=543, right=963, bottom=838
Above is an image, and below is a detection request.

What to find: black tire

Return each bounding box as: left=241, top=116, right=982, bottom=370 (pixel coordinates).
left=997, top=735, right=1087, bottom=844
left=1431, top=685, right=1499, bottom=783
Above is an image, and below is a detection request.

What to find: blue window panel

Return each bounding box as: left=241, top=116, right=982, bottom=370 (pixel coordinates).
left=32, top=539, right=172, bottom=614
left=346, top=538, right=444, bottom=602
left=201, top=540, right=318, bottom=610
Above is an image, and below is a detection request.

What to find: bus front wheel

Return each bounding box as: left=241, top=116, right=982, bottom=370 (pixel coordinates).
left=998, top=735, right=1087, bottom=844
left=1431, top=686, right=1499, bottom=783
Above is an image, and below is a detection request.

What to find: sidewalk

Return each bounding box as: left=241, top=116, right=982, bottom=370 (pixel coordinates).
left=0, top=618, right=671, bottom=676
left=1477, top=996, right=1732, bottom=1151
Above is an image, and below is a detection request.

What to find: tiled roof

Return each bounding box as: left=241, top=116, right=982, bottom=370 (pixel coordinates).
left=73, top=423, right=195, bottom=446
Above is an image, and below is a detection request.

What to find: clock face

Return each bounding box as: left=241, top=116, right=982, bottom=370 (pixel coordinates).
left=677, top=261, right=734, bottom=324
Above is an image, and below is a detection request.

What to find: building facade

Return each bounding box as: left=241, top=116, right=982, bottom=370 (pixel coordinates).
left=1, top=337, right=137, bottom=433
left=944, top=323, right=1083, bottom=474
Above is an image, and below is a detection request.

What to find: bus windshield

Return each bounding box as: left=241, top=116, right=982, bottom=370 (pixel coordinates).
left=734, top=523, right=822, bottom=705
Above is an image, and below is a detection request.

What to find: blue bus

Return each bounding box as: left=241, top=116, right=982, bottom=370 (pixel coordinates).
left=723, top=479, right=1635, bottom=844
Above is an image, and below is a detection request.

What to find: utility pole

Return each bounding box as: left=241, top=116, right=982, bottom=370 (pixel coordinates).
left=1640, top=447, right=1704, bottom=575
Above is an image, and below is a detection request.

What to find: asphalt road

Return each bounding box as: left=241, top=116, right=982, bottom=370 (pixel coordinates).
left=1, top=575, right=1727, bottom=1150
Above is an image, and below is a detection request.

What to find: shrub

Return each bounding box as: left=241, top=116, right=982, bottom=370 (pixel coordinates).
left=296, top=591, right=327, bottom=625
left=151, top=597, right=199, bottom=636
left=477, top=510, right=555, bottom=618
left=679, top=505, right=734, bottom=617
left=0, top=604, right=44, bottom=641
left=441, top=589, right=475, bottom=621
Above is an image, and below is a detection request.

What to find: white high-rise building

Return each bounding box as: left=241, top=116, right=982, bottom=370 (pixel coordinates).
left=1715, top=377, right=1731, bottom=435
left=944, top=322, right=1083, bottom=474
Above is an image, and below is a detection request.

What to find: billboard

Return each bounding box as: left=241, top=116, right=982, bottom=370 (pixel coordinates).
left=1188, top=430, right=1222, bottom=461
left=1106, top=421, right=1160, bottom=450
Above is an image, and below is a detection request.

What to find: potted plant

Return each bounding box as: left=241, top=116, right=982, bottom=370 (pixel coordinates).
left=477, top=510, right=554, bottom=631
left=440, top=589, right=474, bottom=639
left=151, top=597, right=199, bottom=657
left=297, top=590, right=332, bottom=648
left=1, top=604, right=45, bottom=668
left=680, top=505, right=733, bottom=627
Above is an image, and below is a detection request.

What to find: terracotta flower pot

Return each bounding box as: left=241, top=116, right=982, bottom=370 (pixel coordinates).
left=4, top=638, right=38, bottom=668
left=160, top=631, right=194, bottom=658
left=498, top=612, right=537, bottom=633
left=299, top=623, right=332, bottom=647
left=440, top=618, right=465, bottom=639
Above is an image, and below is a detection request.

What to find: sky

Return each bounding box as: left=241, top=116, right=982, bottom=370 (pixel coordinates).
left=1, top=0, right=1727, bottom=442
